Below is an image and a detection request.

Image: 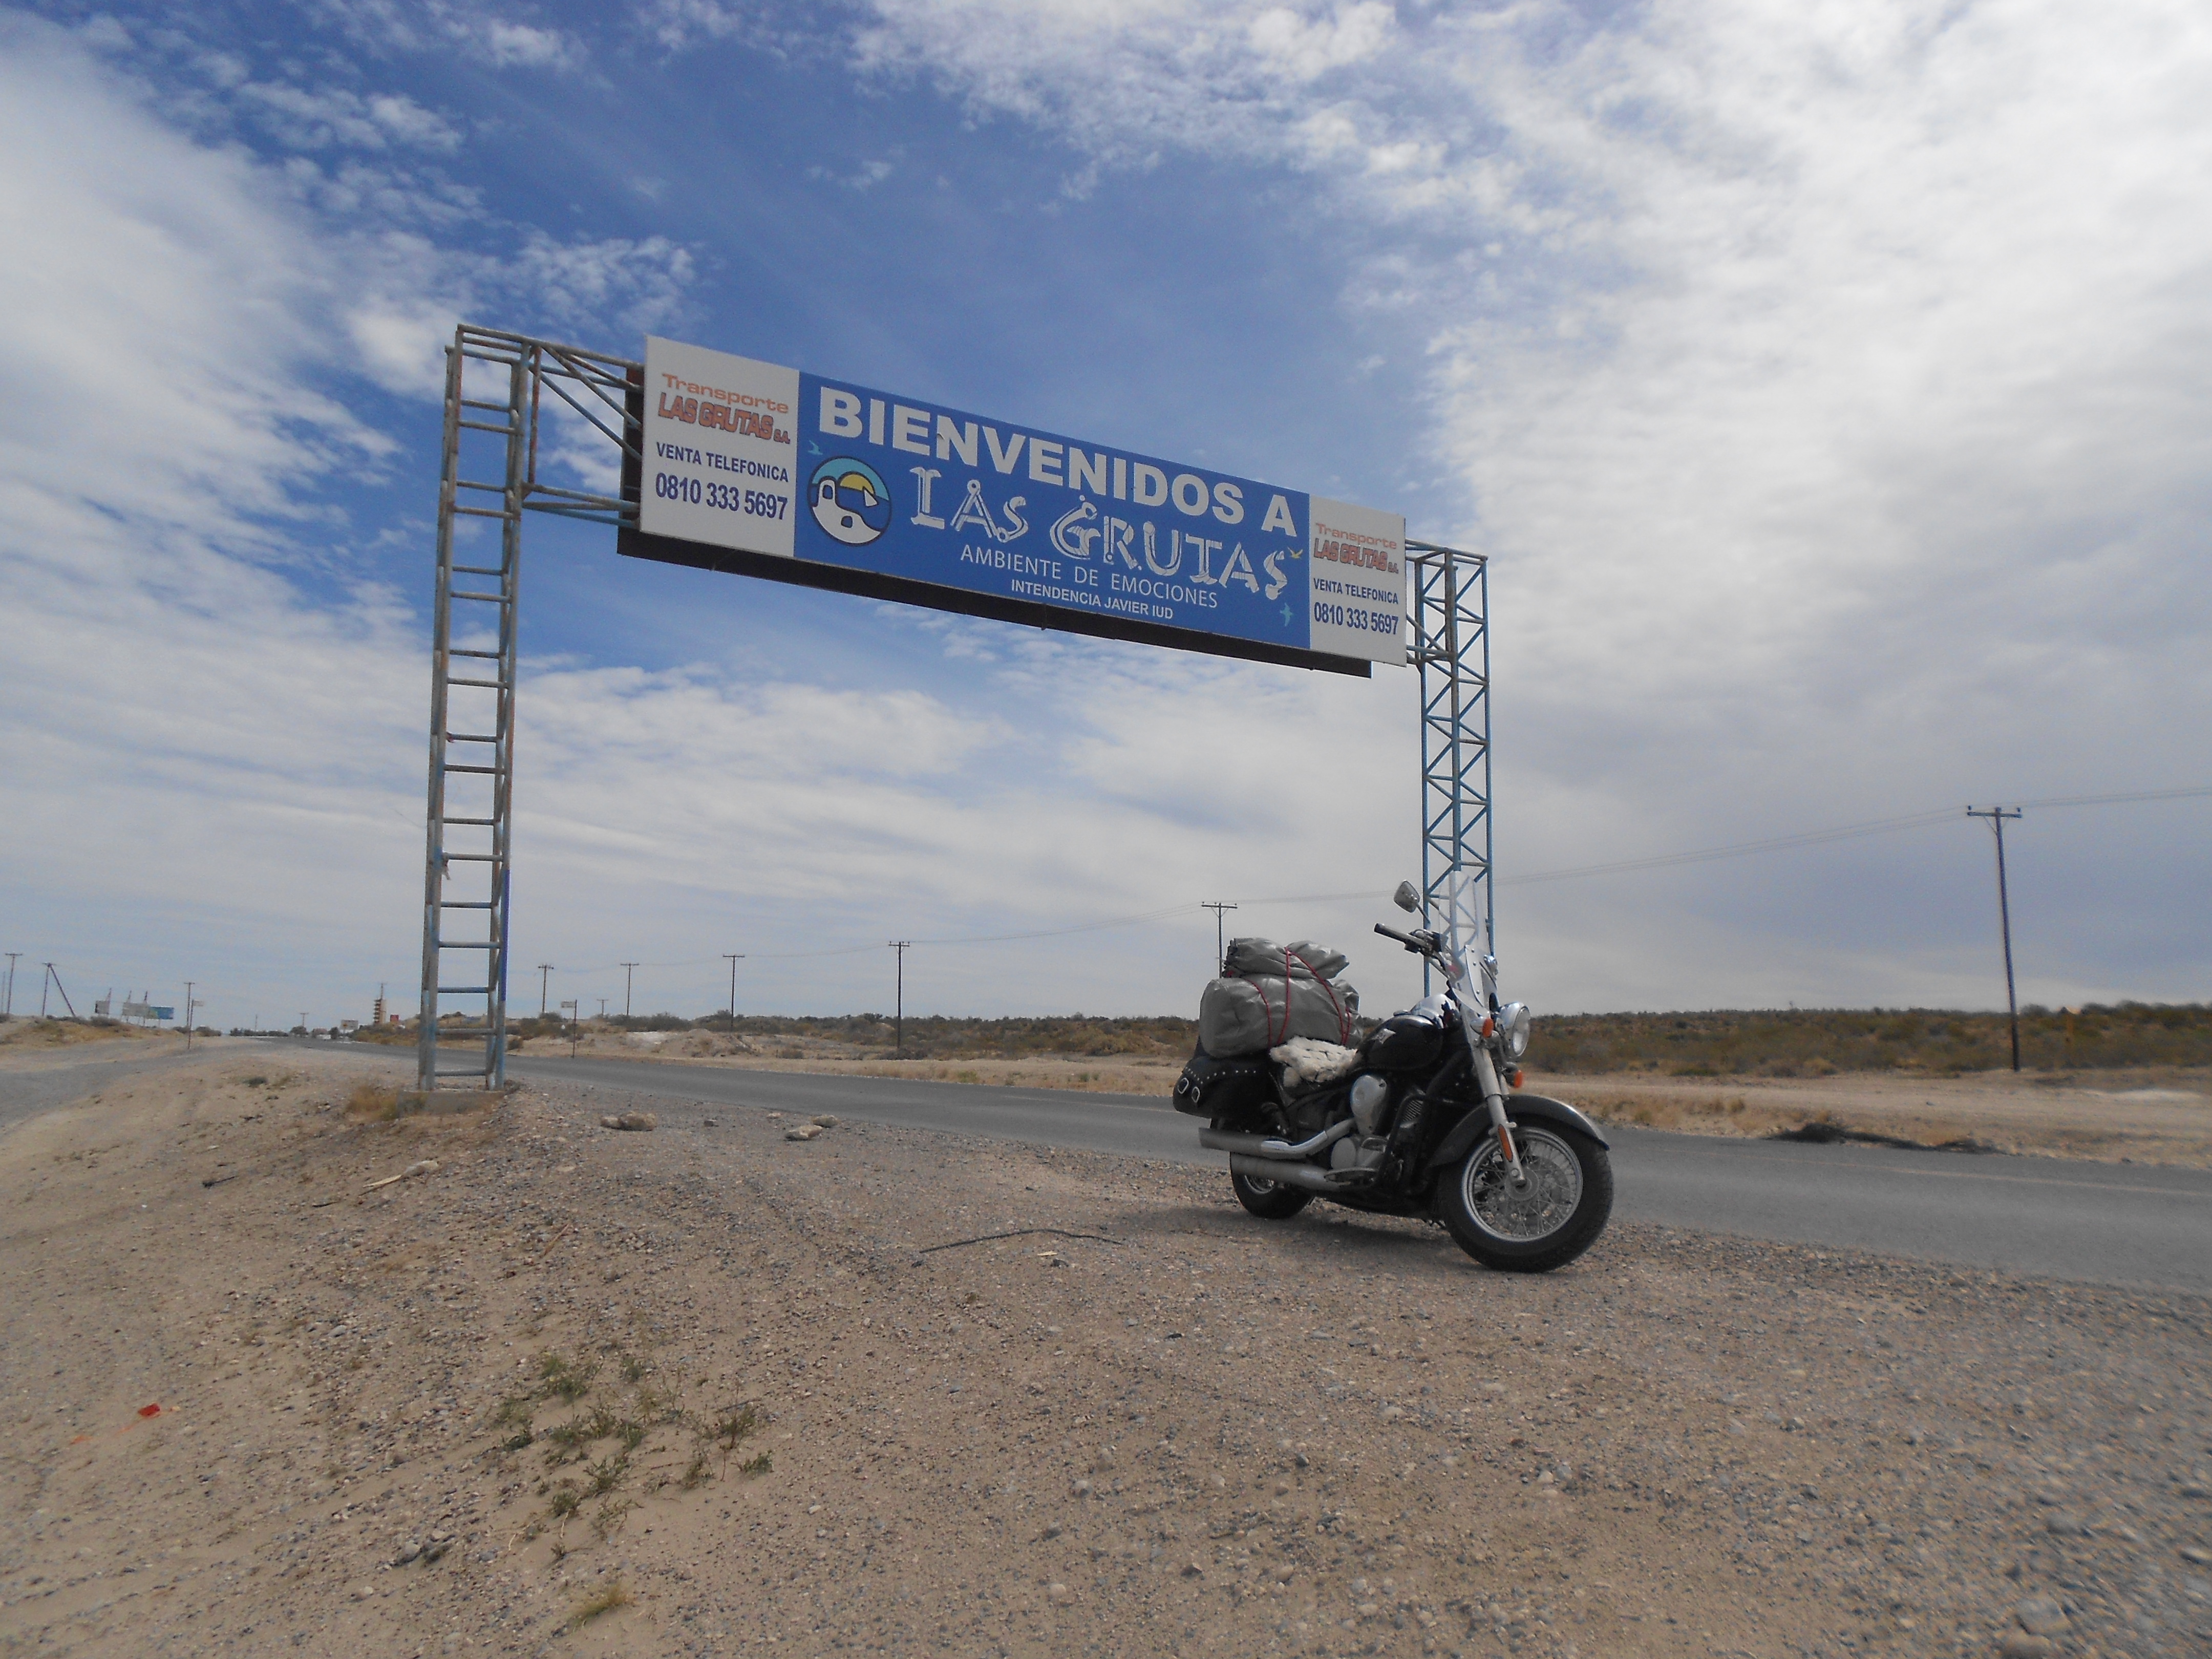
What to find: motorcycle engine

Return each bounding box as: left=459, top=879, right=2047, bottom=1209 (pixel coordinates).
left=1330, top=1133, right=1388, bottom=1173
left=1349, top=1073, right=1390, bottom=1135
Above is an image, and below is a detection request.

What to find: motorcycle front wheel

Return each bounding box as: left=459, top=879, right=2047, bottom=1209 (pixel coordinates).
left=1438, top=1121, right=1612, bottom=1272
left=1230, top=1168, right=1313, bottom=1220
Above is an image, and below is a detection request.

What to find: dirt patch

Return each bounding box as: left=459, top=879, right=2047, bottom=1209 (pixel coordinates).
left=531, top=1028, right=1184, bottom=1095
left=1540, top=1066, right=2212, bottom=1167
left=2, top=1050, right=2209, bottom=1657
left=0, top=1017, right=177, bottom=1053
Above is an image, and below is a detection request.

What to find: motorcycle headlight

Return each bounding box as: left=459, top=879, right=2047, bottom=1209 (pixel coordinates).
left=1498, top=1002, right=1532, bottom=1060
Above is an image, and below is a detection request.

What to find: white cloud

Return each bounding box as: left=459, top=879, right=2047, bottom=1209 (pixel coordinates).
left=814, top=0, right=2212, bottom=1009
left=310, top=0, right=588, bottom=71
left=236, top=79, right=462, bottom=151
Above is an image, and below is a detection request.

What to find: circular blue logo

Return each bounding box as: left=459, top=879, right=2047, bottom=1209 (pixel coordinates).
left=809, top=457, right=893, bottom=546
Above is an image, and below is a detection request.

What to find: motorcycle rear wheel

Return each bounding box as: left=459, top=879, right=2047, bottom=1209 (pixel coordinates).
left=1230, top=1168, right=1313, bottom=1220
left=1438, top=1122, right=1611, bottom=1272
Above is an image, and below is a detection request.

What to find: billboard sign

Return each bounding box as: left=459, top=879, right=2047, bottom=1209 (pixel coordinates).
left=121, top=1001, right=173, bottom=1021
left=628, top=336, right=1407, bottom=674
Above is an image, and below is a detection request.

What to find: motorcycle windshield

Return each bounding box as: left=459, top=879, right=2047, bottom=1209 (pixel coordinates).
left=1432, top=867, right=1487, bottom=993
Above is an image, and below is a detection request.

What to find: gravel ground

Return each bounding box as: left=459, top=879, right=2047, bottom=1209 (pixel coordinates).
left=2, top=1050, right=2208, bottom=1658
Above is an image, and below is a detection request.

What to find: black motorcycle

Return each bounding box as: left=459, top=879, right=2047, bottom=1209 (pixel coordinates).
left=1176, top=880, right=1612, bottom=1272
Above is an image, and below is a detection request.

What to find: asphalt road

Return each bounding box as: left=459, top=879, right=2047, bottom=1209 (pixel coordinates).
left=503, top=1053, right=2212, bottom=1295
left=0, top=1040, right=236, bottom=1135
left=7, top=1041, right=2202, bottom=1293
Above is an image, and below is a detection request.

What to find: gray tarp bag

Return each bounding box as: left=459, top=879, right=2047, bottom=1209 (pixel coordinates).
left=1199, top=973, right=1362, bottom=1056
left=1222, top=937, right=1351, bottom=983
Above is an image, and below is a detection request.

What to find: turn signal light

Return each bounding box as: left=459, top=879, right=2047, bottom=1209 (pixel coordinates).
left=1508, top=1068, right=1524, bottom=1090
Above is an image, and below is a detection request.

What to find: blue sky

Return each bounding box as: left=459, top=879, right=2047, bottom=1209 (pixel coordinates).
left=2, top=1, right=2206, bottom=1033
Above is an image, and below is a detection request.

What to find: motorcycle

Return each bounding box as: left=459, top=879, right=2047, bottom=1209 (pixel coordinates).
left=1189, top=879, right=1613, bottom=1272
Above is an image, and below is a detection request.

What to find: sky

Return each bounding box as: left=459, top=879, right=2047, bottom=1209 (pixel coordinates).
left=1, top=0, right=2206, bottom=1034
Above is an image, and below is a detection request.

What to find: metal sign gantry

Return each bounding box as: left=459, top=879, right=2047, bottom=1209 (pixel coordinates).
left=417, top=327, right=640, bottom=1092
left=415, top=325, right=1491, bottom=1089
left=1409, top=542, right=1493, bottom=969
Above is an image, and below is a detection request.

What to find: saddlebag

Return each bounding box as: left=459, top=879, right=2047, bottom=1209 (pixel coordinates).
left=1172, top=1047, right=1276, bottom=1120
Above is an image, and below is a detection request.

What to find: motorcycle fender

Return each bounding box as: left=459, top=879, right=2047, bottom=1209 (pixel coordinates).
left=1426, top=1094, right=1610, bottom=1171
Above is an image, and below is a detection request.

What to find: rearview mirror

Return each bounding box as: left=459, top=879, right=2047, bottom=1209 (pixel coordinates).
left=1392, top=880, right=1420, bottom=913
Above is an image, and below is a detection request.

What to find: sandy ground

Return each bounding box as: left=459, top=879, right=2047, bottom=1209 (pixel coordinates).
left=491, top=1027, right=2212, bottom=1167
left=2, top=1048, right=2209, bottom=1659
left=0, top=1020, right=183, bottom=1054
left=1533, top=1070, right=2212, bottom=1168
left=500, top=1027, right=1185, bottom=1098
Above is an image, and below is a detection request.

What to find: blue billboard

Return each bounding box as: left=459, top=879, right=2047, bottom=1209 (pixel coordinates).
left=632, top=337, right=1407, bottom=671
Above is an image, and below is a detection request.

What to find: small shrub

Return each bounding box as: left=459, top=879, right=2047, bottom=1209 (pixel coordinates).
left=583, top=1454, right=629, bottom=1497
left=739, top=1452, right=773, bottom=1478
left=564, top=1581, right=633, bottom=1630
left=679, top=1448, right=713, bottom=1491
left=536, top=1352, right=597, bottom=1402
left=545, top=1483, right=581, bottom=1520
left=345, top=1083, right=423, bottom=1122
left=590, top=1497, right=639, bottom=1541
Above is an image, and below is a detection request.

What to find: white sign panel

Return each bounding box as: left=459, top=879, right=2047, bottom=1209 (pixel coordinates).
left=640, top=337, right=800, bottom=557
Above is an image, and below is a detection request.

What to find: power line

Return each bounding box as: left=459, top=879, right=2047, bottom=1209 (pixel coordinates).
left=1497, top=784, right=2212, bottom=887
left=511, top=784, right=2210, bottom=976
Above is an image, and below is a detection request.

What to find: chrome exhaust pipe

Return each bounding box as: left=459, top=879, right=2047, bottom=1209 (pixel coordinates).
left=1226, top=1154, right=1355, bottom=1194
left=1199, top=1119, right=1352, bottom=1161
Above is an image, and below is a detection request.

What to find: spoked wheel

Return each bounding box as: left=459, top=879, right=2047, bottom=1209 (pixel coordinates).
left=1230, top=1167, right=1312, bottom=1220
left=1438, top=1121, right=1612, bottom=1272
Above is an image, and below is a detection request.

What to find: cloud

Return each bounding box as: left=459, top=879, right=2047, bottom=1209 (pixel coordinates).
left=236, top=80, right=463, bottom=151
left=807, top=0, right=2212, bottom=1009
left=308, top=0, right=588, bottom=71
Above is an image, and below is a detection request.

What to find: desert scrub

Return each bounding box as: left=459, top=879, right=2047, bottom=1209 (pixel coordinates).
left=679, top=1446, right=714, bottom=1491
left=590, top=1497, right=639, bottom=1541
left=583, top=1453, right=629, bottom=1497
left=563, top=1580, right=633, bottom=1630
left=344, top=1083, right=426, bottom=1122
left=536, top=1351, right=597, bottom=1401
left=542, top=1407, right=621, bottom=1464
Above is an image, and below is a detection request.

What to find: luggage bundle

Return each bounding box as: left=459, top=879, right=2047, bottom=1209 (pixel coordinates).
left=1198, top=937, right=1361, bottom=1056
left=1173, top=936, right=1362, bottom=1120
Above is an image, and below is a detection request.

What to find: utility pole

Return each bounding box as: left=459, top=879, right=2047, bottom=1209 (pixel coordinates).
left=888, top=941, right=912, bottom=1059
left=1201, top=901, right=1239, bottom=973
left=536, top=963, right=554, bottom=1019
left=620, top=962, right=639, bottom=1020
left=722, top=953, right=744, bottom=1032
left=183, top=981, right=196, bottom=1051
left=299, top=1011, right=309, bottom=1035
left=597, top=997, right=607, bottom=1020
left=41, top=964, right=76, bottom=1020
left=1966, top=806, right=2026, bottom=1072
left=3, top=952, right=17, bottom=1019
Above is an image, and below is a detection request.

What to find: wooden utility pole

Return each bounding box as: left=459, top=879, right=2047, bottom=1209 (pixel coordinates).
left=1201, top=901, right=1239, bottom=973
left=888, top=941, right=912, bottom=1058
left=1966, top=806, right=2025, bottom=1071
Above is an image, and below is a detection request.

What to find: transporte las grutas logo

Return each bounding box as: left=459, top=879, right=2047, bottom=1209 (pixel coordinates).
left=809, top=457, right=893, bottom=546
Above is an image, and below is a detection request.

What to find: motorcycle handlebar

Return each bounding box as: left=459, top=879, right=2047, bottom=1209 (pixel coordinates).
left=1373, top=923, right=1426, bottom=954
